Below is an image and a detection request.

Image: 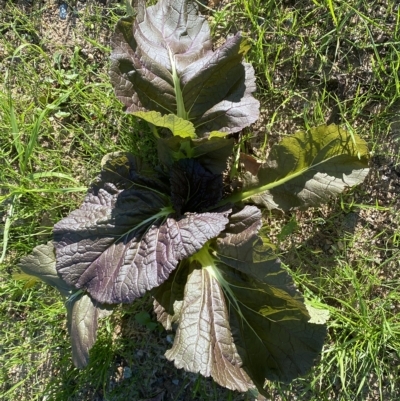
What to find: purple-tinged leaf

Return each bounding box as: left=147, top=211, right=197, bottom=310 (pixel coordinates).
left=181, top=45, right=259, bottom=134
left=17, top=242, right=112, bottom=368
left=110, top=0, right=259, bottom=136
left=54, top=152, right=230, bottom=304
left=220, top=204, right=262, bottom=237
left=133, top=0, right=212, bottom=74
left=164, top=266, right=254, bottom=393
left=101, top=151, right=170, bottom=195
left=152, top=260, right=190, bottom=330
left=156, top=206, right=324, bottom=393
left=66, top=293, right=113, bottom=368
left=170, top=158, right=223, bottom=214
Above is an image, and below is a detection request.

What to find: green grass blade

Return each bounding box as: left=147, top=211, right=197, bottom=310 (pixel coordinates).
left=28, top=171, right=81, bottom=184
left=326, top=0, right=338, bottom=27
left=22, top=91, right=72, bottom=172
left=0, top=194, right=19, bottom=264
left=8, top=98, right=24, bottom=173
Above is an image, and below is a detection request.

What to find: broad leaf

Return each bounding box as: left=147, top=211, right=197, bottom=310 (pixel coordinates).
left=160, top=206, right=325, bottom=393
left=110, top=0, right=259, bottom=135
left=212, top=206, right=326, bottom=387
left=157, top=135, right=234, bottom=175
left=18, top=242, right=111, bottom=369
left=170, top=158, right=223, bottom=214
left=18, top=241, right=71, bottom=297
left=164, top=266, right=254, bottom=393
left=152, top=260, right=190, bottom=331
left=239, top=124, right=369, bottom=210
left=132, top=111, right=196, bottom=138
left=101, top=151, right=170, bottom=194
left=66, top=293, right=113, bottom=368
left=54, top=153, right=230, bottom=304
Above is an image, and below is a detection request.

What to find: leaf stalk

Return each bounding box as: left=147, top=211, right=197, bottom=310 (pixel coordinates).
left=168, top=48, right=188, bottom=120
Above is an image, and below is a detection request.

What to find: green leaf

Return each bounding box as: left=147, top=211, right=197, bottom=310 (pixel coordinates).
left=305, top=302, right=330, bottom=325
left=134, top=311, right=159, bottom=330
left=125, top=0, right=135, bottom=16
left=216, top=262, right=325, bottom=387
left=157, top=135, right=234, bottom=174
left=132, top=111, right=196, bottom=138
left=239, top=124, right=369, bottom=210
left=17, top=242, right=72, bottom=297
left=208, top=131, right=230, bottom=138
left=208, top=206, right=325, bottom=391
left=276, top=218, right=298, bottom=242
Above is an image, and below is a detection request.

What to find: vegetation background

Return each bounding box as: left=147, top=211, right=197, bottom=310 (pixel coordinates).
left=0, top=0, right=399, bottom=400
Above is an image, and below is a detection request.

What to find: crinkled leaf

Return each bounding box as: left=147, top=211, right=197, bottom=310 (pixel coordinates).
left=164, top=266, right=254, bottom=393
left=209, top=206, right=326, bottom=388
left=152, top=259, right=191, bottom=330
left=66, top=292, right=113, bottom=368
left=54, top=152, right=230, bottom=304
left=181, top=53, right=259, bottom=135
left=110, top=0, right=259, bottom=135
left=18, top=241, right=72, bottom=297
left=241, top=124, right=369, bottom=210
left=221, top=266, right=325, bottom=388
left=157, top=135, right=234, bottom=174
left=18, top=242, right=112, bottom=369
left=132, top=111, right=196, bottom=138
left=101, top=151, right=170, bottom=194
left=188, top=135, right=234, bottom=174
left=170, top=158, right=223, bottom=214
left=219, top=204, right=262, bottom=237
left=216, top=206, right=284, bottom=280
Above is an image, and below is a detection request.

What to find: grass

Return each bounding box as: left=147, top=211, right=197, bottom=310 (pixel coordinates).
left=0, top=0, right=399, bottom=400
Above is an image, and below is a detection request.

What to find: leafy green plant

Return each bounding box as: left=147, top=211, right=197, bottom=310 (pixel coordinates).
left=17, top=0, right=370, bottom=397
left=135, top=311, right=160, bottom=331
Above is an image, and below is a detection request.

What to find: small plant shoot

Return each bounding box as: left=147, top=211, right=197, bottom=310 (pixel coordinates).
left=18, top=0, right=369, bottom=397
